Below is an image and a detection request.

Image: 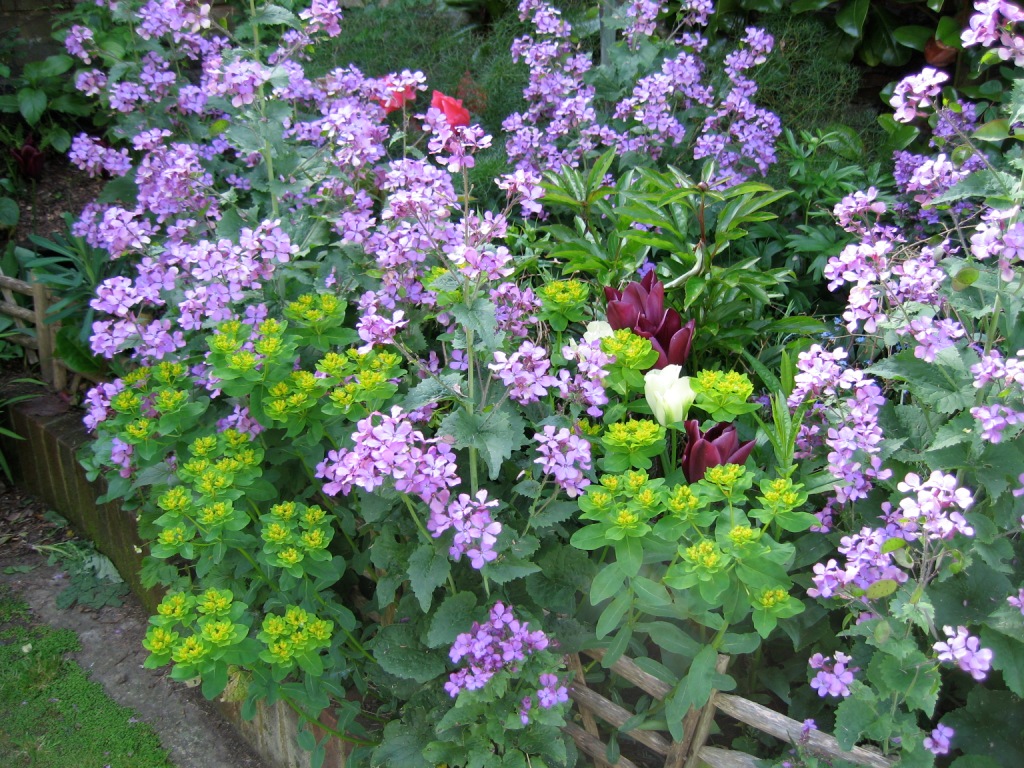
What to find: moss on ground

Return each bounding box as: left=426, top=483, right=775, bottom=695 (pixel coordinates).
left=0, top=585, right=173, bottom=768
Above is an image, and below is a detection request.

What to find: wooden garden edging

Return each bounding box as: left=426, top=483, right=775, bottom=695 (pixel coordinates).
left=566, top=649, right=895, bottom=768
left=0, top=268, right=67, bottom=391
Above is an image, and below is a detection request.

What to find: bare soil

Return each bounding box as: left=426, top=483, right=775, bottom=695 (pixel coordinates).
left=0, top=486, right=272, bottom=768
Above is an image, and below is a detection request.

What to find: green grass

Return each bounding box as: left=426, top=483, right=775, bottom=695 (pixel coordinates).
left=0, top=586, right=173, bottom=768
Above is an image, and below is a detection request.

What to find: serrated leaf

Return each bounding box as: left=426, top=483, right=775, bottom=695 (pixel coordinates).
left=439, top=404, right=526, bottom=480
left=251, top=4, right=300, bottom=26
left=407, top=543, right=450, bottom=613
left=426, top=591, right=478, bottom=648
left=371, top=623, right=445, bottom=683
left=981, top=628, right=1024, bottom=697
left=483, top=556, right=540, bottom=584
left=403, top=372, right=463, bottom=410
left=835, top=693, right=877, bottom=750
left=871, top=651, right=938, bottom=716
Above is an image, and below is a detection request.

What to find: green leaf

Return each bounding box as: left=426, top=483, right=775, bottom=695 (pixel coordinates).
left=407, top=543, right=450, bottom=613
left=403, top=373, right=463, bottom=410
left=482, top=556, right=540, bottom=584
left=791, top=0, right=835, bottom=10
left=0, top=197, right=19, bottom=228
left=614, top=536, right=643, bottom=578
left=632, top=576, right=671, bottom=609
left=892, top=25, right=932, bottom=52
left=981, top=627, right=1024, bottom=697
left=439, top=403, right=526, bottom=480
left=371, top=623, right=446, bottom=683
left=835, top=692, right=877, bottom=751
left=870, top=651, right=939, bottom=716
left=974, top=119, right=1014, bottom=143
left=426, top=591, right=478, bottom=648
left=664, top=646, right=733, bottom=741
left=251, top=4, right=300, bottom=26
left=450, top=297, right=502, bottom=353
left=596, top=591, right=632, bottom=639
left=865, top=579, right=898, bottom=599
left=22, top=54, right=73, bottom=81
left=591, top=563, right=626, bottom=604
left=643, top=621, right=700, bottom=656
left=18, top=88, right=47, bottom=125
left=836, top=0, right=868, bottom=38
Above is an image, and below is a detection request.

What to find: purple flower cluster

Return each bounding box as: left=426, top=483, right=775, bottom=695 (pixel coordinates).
left=501, top=0, right=780, bottom=200
left=789, top=345, right=889, bottom=507
left=887, top=471, right=975, bottom=541
left=808, top=652, right=856, bottom=698
left=445, top=602, right=550, bottom=697
left=557, top=337, right=612, bottom=418
left=808, top=527, right=908, bottom=601
left=316, top=406, right=460, bottom=507
left=962, top=0, right=1024, bottom=65
left=490, top=341, right=559, bottom=405
left=533, top=425, right=592, bottom=498
left=934, top=625, right=993, bottom=681
left=428, top=490, right=502, bottom=569
left=890, top=68, right=949, bottom=123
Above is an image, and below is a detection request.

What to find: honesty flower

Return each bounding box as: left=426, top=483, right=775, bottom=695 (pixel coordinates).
left=644, top=365, right=695, bottom=426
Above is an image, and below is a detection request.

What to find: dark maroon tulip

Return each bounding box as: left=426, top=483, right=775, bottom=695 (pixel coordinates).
left=681, top=420, right=754, bottom=483
left=605, top=271, right=695, bottom=369
left=11, top=141, right=44, bottom=180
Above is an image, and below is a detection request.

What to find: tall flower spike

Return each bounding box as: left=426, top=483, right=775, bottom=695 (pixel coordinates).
left=681, top=420, right=754, bottom=483
left=605, top=271, right=695, bottom=369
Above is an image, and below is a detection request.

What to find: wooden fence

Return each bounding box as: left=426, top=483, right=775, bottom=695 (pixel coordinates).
left=566, top=649, right=895, bottom=768
left=0, top=268, right=67, bottom=391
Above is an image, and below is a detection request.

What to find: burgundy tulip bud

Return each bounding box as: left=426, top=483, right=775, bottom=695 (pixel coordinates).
left=681, top=420, right=755, bottom=483
left=11, top=142, right=44, bottom=180
left=605, top=272, right=696, bottom=369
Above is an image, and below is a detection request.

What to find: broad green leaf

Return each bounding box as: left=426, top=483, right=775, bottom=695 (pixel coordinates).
left=439, top=403, right=526, bottom=480
left=371, top=623, right=445, bottom=683
left=0, top=197, right=18, bottom=228
left=981, top=628, right=1024, bottom=697
left=407, top=543, right=450, bottom=613
left=865, top=579, right=898, bottom=599
left=892, top=25, right=932, bottom=51
left=835, top=692, right=877, bottom=751
left=614, top=536, right=643, bottom=577
left=22, top=54, right=73, bottom=81
left=633, top=576, right=671, bottom=608
left=426, top=591, right=478, bottom=648
left=791, top=0, right=835, bottom=10
left=836, top=0, right=868, bottom=38
left=643, top=621, right=700, bottom=656
left=482, top=556, right=540, bottom=584
left=18, top=87, right=46, bottom=125
left=870, top=651, right=939, bottom=716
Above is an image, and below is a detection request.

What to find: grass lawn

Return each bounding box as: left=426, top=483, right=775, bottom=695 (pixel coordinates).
left=0, top=585, right=174, bottom=768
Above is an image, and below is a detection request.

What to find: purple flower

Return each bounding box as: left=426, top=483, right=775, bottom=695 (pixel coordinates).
left=533, top=426, right=592, bottom=497
left=934, top=625, right=993, bottom=681
left=808, top=652, right=856, bottom=698
left=446, top=603, right=551, bottom=698
left=890, top=67, right=949, bottom=122
left=490, top=341, right=559, bottom=405
left=924, top=724, right=954, bottom=756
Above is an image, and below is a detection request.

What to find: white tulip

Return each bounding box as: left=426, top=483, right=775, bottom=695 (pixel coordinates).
left=644, top=365, right=695, bottom=426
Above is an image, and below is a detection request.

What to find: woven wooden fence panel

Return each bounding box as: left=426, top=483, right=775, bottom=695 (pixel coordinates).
left=565, top=649, right=895, bottom=768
